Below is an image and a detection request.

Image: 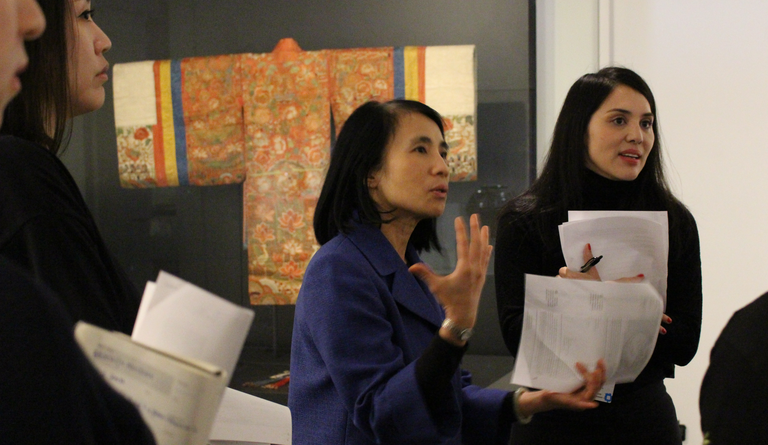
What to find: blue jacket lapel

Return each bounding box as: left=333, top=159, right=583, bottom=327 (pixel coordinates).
left=346, top=223, right=444, bottom=328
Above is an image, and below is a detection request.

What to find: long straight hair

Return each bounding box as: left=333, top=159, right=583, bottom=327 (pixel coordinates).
left=1, top=0, right=73, bottom=154
left=500, top=67, right=687, bottom=240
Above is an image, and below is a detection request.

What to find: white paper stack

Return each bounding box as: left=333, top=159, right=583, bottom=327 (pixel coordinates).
left=75, top=271, right=292, bottom=445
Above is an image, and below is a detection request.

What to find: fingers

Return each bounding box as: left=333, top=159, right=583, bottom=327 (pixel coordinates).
left=659, top=315, right=671, bottom=335
left=558, top=266, right=598, bottom=281
left=408, top=262, right=435, bottom=285
left=613, top=273, right=645, bottom=283
left=464, top=214, right=492, bottom=276
left=574, top=359, right=606, bottom=401
left=454, top=216, right=468, bottom=266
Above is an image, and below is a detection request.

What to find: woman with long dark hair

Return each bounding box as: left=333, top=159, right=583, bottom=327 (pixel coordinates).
left=0, top=0, right=140, bottom=334
left=495, top=67, right=702, bottom=444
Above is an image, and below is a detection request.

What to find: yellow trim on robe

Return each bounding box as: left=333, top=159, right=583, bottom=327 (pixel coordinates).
left=403, top=46, right=420, bottom=101
left=158, top=60, right=179, bottom=186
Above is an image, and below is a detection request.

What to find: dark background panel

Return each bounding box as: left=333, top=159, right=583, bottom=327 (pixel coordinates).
left=63, top=0, right=534, bottom=369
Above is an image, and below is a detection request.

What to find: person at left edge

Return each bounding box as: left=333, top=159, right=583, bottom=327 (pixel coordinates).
left=289, top=99, right=606, bottom=445
left=0, top=0, right=154, bottom=442
left=0, top=0, right=140, bottom=334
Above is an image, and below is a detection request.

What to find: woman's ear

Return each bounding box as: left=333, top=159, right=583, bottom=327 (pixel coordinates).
left=367, top=170, right=380, bottom=190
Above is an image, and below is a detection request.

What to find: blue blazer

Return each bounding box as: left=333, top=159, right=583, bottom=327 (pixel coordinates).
left=289, top=222, right=509, bottom=444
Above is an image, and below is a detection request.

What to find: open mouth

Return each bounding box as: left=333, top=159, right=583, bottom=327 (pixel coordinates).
left=620, top=153, right=640, bottom=159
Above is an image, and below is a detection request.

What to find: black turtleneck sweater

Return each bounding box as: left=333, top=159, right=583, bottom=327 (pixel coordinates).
left=494, top=169, right=702, bottom=397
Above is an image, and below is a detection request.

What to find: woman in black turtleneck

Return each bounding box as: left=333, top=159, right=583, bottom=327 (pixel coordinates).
left=494, top=67, right=701, bottom=445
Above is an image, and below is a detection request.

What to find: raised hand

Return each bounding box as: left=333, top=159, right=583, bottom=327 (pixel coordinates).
left=409, top=214, right=492, bottom=336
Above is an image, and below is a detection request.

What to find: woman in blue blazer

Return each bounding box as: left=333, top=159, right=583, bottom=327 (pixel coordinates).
left=289, top=100, right=606, bottom=444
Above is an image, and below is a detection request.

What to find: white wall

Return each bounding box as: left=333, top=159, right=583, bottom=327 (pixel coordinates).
left=538, top=1, right=768, bottom=443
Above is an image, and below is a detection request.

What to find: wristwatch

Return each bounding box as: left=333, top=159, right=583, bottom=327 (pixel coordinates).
left=442, top=318, right=473, bottom=342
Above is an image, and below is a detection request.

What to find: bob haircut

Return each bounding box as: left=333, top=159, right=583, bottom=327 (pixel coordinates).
left=314, top=99, right=444, bottom=252
left=1, top=0, right=73, bottom=154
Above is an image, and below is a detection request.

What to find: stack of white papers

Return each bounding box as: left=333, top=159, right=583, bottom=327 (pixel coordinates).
left=559, top=211, right=668, bottom=307
left=511, top=275, right=663, bottom=399
left=75, top=322, right=229, bottom=445
left=132, top=271, right=254, bottom=383
left=209, top=387, right=292, bottom=445
left=511, top=211, right=669, bottom=403
left=76, top=271, right=295, bottom=445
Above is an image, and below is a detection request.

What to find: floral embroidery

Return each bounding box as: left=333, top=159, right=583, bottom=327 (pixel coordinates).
left=116, top=125, right=158, bottom=188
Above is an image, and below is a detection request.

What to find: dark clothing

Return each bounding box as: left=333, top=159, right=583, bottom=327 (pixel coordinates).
left=510, top=381, right=680, bottom=445
left=0, top=257, right=156, bottom=444
left=0, top=135, right=140, bottom=334
left=495, top=170, right=702, bottom=444
left=290, top=221, right=514, bottom=444
left=700, top=292, right=768, bottom=444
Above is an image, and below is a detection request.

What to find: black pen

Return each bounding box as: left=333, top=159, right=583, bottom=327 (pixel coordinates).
left=580, top=255, right=603, bottom=273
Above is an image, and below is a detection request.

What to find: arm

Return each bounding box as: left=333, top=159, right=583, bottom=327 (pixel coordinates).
left=294, top=248, right=465, bottom=443
left=653, top=210, right=702, bottom=367
left=2, top=215, right=140, bottom=334
left=494, top=213, right=543, bottom=357
left=0, top=259, right=155, bottom=444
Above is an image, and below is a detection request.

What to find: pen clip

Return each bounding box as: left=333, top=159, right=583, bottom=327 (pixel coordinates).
left=580, top=255, right=603, bottom=273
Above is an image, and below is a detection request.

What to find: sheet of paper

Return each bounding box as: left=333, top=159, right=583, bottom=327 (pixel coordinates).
left=131, top=271, right=255, bottom=383
left=559, top=211, right=668, bottom=307
left=511, top=274, right=663, bottom=394
left=75, top=322, right=228, bottom=445
left=209, top=388, right=292, bottom=445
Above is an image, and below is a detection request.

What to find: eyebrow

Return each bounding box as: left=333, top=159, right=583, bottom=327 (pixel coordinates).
left=412, top=135, right=449, bottom=149
left=608, top=108, right=654, bottom=118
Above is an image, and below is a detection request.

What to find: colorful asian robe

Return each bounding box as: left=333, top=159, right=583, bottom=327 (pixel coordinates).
left=112, top=39, right=477, bottom=304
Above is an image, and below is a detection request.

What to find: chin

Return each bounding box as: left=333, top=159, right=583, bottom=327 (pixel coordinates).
left=72, top=89, right=106, bottom=117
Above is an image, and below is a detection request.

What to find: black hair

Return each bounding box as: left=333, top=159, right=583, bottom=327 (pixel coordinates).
left=314, top=99, right=444, bottom=252
left=498, top=66, right=695, bottom=257
left=1, top=0, right=73, bottom=154
left=500, top=67, right=688, bottom=228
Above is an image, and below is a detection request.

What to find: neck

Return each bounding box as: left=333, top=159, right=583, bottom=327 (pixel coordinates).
left=379, top=217, right=419, bottom=263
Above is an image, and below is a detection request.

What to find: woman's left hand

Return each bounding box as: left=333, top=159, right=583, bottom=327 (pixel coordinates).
left=409, top=214, right=492, bottom=332
left=517, top=359, right=607, bottom=416
left=558, top=243, right=602, bottom=281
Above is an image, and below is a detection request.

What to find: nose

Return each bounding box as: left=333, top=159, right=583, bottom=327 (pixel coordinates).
left=20, top=0, right=46, bottom=40
left=433, top=150, right=449, bottom=177
left=94, top=24, right=112, bottom=55
left=626, top=123, right=644, bottom=144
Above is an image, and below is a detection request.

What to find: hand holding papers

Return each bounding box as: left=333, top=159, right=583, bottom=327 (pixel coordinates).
left=511, top=275, right=663, bottom=397
left=559, top=211, right=668, bottom=307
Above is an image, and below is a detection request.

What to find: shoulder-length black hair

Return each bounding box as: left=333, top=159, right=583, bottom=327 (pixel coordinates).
left=314, top=99, right=444, bottom=252
left=1, top=0, right=73, bottom=154
left=501, top=67, right=682, bottom=225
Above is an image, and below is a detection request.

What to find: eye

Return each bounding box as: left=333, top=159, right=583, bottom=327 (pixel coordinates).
left=641, top=119, right=654, bottom=129
left=79, top=9, right=95, bottom=21
left=440, top=149, right=448, bottom=160
left=611, top=116, right=626, bottom=126
left=415, top=146, right=427, bottom=154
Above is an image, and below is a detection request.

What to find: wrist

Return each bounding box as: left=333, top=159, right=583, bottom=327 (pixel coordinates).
left=513, top=387, right=534, bottom=424
left=442, top=309, right=477, bottom=329
left=440, top=318, right=474, bottom=344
